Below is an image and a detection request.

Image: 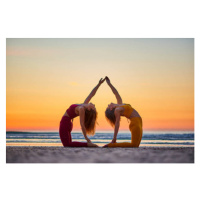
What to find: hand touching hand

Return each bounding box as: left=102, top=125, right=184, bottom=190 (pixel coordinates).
left=105, top=76, right=111, bottom=84
left=99, top=78, right=106, bottom=85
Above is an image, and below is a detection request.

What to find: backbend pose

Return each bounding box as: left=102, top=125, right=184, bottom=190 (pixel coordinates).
left=59, top=78, right=105, bottom=147
left=103, top=77, right=143, bottom=147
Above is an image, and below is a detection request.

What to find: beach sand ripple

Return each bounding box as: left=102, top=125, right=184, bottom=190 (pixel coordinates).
left=6, top=147, right=194, bottom=163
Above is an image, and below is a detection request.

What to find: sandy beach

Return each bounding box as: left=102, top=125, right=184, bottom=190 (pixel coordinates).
left=6, top=146, right=194, bottom=163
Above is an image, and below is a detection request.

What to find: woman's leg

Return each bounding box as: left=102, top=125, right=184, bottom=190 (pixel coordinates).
left=66, top=141, right=88, bottom=147
left=107, top=118, right=142, bottom=148
left=130, top=118, right=143, bottom=147
left=107, top=142, right=136, bottom=147
left=59, top=117, right=88, bottom=147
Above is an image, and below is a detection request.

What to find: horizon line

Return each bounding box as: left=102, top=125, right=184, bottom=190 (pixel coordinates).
left=6, top=129, right=194, bottom=133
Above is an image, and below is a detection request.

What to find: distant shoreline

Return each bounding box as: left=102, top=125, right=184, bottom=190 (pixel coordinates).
left=6, top=130, right=195, bottom=134
left=6, top=132, right=195, bottom=148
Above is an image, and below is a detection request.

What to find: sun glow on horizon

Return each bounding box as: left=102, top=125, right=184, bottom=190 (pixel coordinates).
left=6, top=39, right=194, bottom=132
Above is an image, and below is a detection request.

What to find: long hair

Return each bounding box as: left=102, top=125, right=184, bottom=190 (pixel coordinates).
left=84, top=109, right=97, bottom=136
left=105, top=108, right=116, bottom=127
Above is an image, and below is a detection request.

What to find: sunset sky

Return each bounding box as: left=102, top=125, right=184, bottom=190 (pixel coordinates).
left=6, top=38, right=194, bottom=132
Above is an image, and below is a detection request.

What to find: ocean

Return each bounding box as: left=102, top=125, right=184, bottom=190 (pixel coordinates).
left=6, top=131, right=194, bottom=147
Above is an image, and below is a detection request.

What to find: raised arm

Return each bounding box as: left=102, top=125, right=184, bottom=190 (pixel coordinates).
left=105, top=77, right=122, bottom=104
left=84, top=78, right=105, bottom=104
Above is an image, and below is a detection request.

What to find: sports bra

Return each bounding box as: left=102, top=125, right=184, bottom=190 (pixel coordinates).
left=66, top=104, right=79, bottom=119
left=119, top=104, right=134, bottom=118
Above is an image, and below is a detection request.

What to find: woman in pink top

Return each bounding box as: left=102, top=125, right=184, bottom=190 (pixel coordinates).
left=59, top=78, right=105, bottom=147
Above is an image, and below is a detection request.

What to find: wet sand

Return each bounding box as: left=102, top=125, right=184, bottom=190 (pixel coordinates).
left=6, top=146, right=194, bottom=163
